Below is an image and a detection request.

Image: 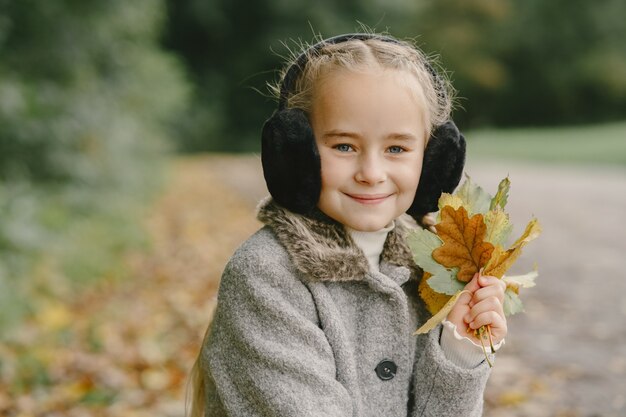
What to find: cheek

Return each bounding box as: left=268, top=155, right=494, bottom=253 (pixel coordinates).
left=318, top=151, right=346, bottom=189
left=398, top=158, right=423, bottom=194
left=320, top=152, right=338, bottom=191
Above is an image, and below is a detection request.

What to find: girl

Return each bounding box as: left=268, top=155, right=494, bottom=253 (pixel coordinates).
left=190, top=33, right=507, bottom=417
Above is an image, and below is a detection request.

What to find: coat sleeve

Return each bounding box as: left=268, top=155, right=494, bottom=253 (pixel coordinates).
left=201, top=241, right=354, bottom=417
left=400, top=278, right=492, bottom=416
left=409, top=326, right=492, bottom=417
left=406, top=278, right=492, bottom=417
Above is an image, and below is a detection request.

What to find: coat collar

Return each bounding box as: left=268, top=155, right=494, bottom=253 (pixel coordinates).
left=256, top=197, right=421, bottom=283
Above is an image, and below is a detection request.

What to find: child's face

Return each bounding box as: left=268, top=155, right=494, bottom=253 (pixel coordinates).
left=310, top=68, right=428, bottom=232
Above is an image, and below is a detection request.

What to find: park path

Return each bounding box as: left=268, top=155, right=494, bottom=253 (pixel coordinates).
left=2, top=154, right=624, bottom=416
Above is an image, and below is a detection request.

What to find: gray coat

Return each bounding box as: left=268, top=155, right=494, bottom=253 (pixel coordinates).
left=201, top=198, right=492, bottom=416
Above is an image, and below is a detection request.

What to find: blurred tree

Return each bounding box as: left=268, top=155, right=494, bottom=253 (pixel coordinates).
left=164, top=0, right=626, bottom=149
left=403, top=0, right=514, bottom=127
left=408, top=0, right=626, bottom=127
left=161, top=0, right=413, bottom=151
left=0, top=0, right=188, bottom=184
left=0, top=0, right=188, bottom=331
left=495, top=0, right=626, bottom=125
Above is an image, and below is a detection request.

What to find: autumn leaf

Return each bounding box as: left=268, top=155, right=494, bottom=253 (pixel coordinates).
left=437, top=192, right=465, bottom=214
left=512, top=218, right=542, bottom=246
left=414, top=290, right=470, bottom=334
left=407, top=228, right=460, bottom=295
left=406, top=228, right=445, bottom=275
left=456, top=175, right=492, bottom=215
left=427, top=269, right=465, bottom=295
left=432, top=206, right=495, bottom=282
left=503, top=288, right=525, bottom=315
left=484, top=208, right=513, bottom=247
left=484, top=245, right=506, bottom=277
left=419, top=273, right=454, bottom=315
left=490, top=177, right=510, bottom=210
left=484, top=218, right=542, bottom=278
left=436, top=193, right=469, bottom=223
left=503, top=269, right=538, bottom=294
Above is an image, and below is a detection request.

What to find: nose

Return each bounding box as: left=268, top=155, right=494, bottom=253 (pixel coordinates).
left=355, top=153, right=386, bottom=185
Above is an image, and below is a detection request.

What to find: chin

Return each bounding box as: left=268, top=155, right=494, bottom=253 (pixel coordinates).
left=346, top=218, right=392, bottom=232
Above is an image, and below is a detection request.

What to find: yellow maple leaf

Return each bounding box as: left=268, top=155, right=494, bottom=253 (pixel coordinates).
left=484, top=218, right=542, bottom=277
left=433, top=206, right=495, bottom=282
left=419, top=272, right=453, bottom=315
left=414, top=289, right=471, bottom=334
left=484, top=208, right=512, bottom=246
left=438, top=193, right=465, bottom=211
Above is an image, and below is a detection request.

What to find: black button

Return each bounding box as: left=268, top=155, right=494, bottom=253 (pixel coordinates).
left=375, top=359, right=397, bottom=381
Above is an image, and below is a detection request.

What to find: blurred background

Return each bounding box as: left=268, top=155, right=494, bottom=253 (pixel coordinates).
left=0, top=0, right=625, bottom=416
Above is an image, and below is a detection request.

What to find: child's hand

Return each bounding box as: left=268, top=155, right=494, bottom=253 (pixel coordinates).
left=446, top=272, right=507, bottom=346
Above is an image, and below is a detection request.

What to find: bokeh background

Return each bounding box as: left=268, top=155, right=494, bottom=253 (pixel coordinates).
left=1, top=0, right=625, bottom=416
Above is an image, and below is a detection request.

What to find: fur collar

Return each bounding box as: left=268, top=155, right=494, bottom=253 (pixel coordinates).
left=256, top=197, right=421, bottom=282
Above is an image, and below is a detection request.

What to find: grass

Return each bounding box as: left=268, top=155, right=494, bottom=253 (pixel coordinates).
left=465, top=121, right=626, bottom=167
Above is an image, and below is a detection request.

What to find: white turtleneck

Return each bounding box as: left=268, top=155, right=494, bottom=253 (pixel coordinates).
left=346, top=222, right=394, bottom=272
left=346, top=223, right=503, bottom=369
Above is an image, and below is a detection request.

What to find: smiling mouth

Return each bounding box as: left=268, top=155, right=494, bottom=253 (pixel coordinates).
left=345, top=193, right=391, bottom=204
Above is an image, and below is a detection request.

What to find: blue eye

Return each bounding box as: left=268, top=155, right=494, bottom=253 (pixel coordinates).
left=335, top=144, right=353, bottom=152
left=388, top=146, right=404, bottom=154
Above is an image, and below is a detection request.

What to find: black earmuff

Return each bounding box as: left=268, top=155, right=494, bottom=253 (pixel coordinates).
left=261, top=33, right=466, bottom=219
left=409, top=121, right=466, bottom=216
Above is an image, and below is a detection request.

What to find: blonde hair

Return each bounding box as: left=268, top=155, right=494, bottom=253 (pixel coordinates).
left=271, top=36, right=455, bottom=136
left=187, top=316, right=214, bottom=417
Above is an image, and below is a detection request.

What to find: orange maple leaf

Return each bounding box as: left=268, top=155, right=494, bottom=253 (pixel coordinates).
left=432, top=206, right=495, bottom=282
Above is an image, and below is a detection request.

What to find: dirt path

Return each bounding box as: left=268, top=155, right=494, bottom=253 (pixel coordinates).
left=209, top=154, right=626, bottom=417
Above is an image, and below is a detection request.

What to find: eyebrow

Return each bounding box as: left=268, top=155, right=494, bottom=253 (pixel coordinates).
left=322, top=130, right=419, bottom=141
left=322, top=130, right=361, bottom=140
left=386, top=133, right=419, bottom=142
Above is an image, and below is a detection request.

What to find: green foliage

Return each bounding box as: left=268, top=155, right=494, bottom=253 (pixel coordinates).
left=161, top=0, right=626, bottom=151
left=408, top=0, right=626, bottom=127
left=161, top=0, right=412, bottom=151
left=0, top=1, right=189, bottom=333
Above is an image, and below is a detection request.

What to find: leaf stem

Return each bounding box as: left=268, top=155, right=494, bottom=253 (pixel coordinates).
left=477, top=329, right=493, bottom=368
left=475, top=326, right=493, bottom=368
left=486, top=325, right=496, bottom=353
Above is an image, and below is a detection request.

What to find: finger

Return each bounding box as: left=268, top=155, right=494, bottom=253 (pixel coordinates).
left=469, top=312, right=507, bottom=340
left=457, top=274, right=480, bottom=306
left=447, top=289, right=473, bottom=328
left=464, top=273, right=481, bottom=292
left=478, top=274, right=502, bottom=288
left=446, top=301, right=470, bottom=328
left=473, top=285, right=505, bottom=305
left=468, top=310, right=506, bottom=331
left=466, top=273, right=484, bottom=308
left=465, top=296, right=504, bottom=323
left=455, top=291, right=472, bottom=309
